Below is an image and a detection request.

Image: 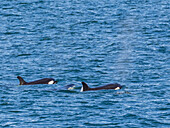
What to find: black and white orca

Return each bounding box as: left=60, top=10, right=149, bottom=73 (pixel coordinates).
left=51, top=84, right=76, bottom=91
left=17, top=76, right=57, bottom=85
left=81, top=82, right=122, bottom=92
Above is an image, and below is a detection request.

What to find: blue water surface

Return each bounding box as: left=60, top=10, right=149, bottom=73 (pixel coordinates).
left=0, top=0, right=169, bottom=127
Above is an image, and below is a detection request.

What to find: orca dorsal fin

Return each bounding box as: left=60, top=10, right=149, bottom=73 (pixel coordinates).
left=81, top=82, right=91, bottom=92
left=17, top=76, right=27, bottom=85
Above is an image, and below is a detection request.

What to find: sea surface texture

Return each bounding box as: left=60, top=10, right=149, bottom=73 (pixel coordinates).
left=0, top=0, right=169, bottom=127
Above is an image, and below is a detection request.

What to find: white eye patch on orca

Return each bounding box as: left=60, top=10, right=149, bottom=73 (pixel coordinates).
left=48, top=80, right=55, bottom=84
left=114, top=87, right=120, bottom=90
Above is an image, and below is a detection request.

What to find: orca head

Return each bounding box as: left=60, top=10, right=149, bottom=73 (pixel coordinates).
left=68, top=85, right=75, bottom=90
left=114, top=87, right=121, bottom=90
left=114, top=83, right=122, bottom=90
left=48, top=80, right=57, bottom=84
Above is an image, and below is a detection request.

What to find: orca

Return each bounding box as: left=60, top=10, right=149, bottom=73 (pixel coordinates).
left=64, top=84, right=76, bottom=90
left=80, top=82, right=122, bottom=92
left=51, top=84, right=76, bottom=91
left=17, top=76, right=57, bottom=85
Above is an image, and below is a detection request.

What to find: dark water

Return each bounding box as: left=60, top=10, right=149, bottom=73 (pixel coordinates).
left=0, top=0, right=170, bottom=127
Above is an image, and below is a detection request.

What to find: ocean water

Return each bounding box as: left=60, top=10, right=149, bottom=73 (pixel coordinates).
left=0, top=0, right=169, bottom=127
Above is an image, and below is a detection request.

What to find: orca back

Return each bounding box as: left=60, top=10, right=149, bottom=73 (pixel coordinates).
left=81, top=82, right=122, bottom=92
left=17, top=76, right=57, bottom=85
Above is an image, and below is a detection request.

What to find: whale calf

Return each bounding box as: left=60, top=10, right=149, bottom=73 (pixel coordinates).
left=63, top=84, right=76, bottom=90
left=81, top=82, right=122, bottom=92
left=17, top=76, right=57, bottom=85
left=50, top=84, right=76, bottom=91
